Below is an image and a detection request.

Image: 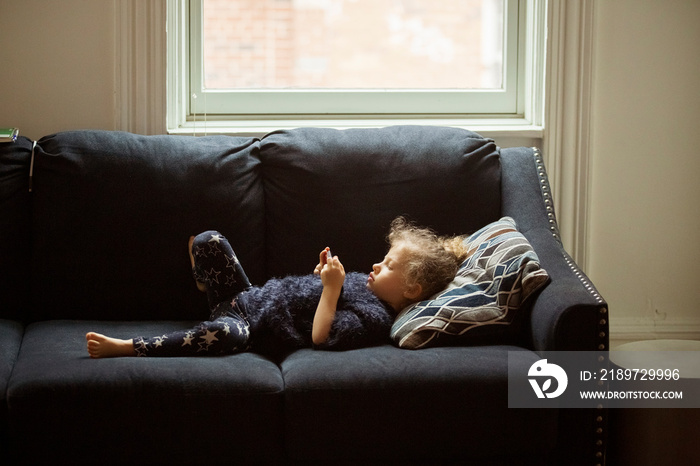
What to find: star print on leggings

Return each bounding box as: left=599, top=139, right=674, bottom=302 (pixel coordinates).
left=204, top=268, right=221, bottom=284
left=197, top=329, right=219, bottom=352
left=207, top=234, right=224, bottom=256
left=182, top=331, right=195, bottom=347
left=153, top=335, right=167, bottom=348
left=133, top=338, right=148, bottom=357
left=236, top=321, right=249, bottom=338
left=224, top=253, right=239, bottom=269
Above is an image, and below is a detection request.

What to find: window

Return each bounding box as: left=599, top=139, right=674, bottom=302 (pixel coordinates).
left=167, top=0, right=546, bottom=133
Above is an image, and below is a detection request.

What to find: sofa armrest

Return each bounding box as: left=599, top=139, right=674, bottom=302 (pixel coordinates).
left=524, top=226, right=608, bottom=352
left=500, top=147, right=608, bottom=352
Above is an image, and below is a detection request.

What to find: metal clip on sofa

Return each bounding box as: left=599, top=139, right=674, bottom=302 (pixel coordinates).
left=1, top=126, right=608, bottom=465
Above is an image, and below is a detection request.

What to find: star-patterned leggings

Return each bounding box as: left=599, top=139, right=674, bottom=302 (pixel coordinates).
left=133, top=231, right=252, bottom=357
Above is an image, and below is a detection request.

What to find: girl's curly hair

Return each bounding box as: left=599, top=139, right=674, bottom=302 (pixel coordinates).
left=387, top=217, right=469, bottom=301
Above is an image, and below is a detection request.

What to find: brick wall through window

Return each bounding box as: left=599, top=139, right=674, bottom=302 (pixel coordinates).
left=203, top=0, right=503, bottom=90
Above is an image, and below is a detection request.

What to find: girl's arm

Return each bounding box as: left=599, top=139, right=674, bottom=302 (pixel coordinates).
left=312, top=249, right=345, bottom=345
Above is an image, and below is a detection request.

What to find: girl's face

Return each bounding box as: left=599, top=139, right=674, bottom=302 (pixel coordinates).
left=367, top=242, right=418, bottom=313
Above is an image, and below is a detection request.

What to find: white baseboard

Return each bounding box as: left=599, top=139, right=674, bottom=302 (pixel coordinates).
left=610, top=317, right=700, bottom=349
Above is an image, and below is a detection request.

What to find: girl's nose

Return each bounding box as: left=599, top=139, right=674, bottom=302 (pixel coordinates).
left=372, top=263, right=380, bottom=273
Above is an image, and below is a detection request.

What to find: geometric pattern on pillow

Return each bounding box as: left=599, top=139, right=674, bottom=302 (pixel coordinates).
left=390, top=217, right=550, bottom=349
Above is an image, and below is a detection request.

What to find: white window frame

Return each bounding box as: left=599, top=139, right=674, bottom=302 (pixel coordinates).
left=166, top=0, right=547, bottom=136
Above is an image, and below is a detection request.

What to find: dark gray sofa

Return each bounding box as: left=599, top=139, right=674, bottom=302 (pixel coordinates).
left=0, top=126, right=608, bottom=465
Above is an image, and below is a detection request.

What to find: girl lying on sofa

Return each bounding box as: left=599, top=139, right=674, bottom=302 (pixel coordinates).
left=86, top=217, right=468, bottom=357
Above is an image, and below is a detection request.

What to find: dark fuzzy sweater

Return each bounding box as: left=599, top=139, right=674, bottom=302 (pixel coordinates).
left=240, top=272, right=393, bottom=354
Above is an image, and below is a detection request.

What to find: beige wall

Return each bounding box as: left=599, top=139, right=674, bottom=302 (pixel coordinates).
left=0, top=0, right=116, bottom=140
left=2, top=1, right=699, bottom=340
left=589, top=0, right=700, bottom=341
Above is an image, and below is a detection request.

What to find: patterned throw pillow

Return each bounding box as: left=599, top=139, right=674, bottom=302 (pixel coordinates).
left=390, top=217, right=550, bottom=349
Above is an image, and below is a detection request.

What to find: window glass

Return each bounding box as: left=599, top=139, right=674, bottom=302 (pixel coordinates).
left=202, top=0, right=505, bottom=91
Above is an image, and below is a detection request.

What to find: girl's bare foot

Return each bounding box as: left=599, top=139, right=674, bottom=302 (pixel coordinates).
left=189, top=235, right=208, bottom=292
left=86, top=332, right=135, bottom=358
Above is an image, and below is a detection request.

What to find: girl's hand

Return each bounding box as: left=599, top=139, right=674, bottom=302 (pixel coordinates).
left=320, top=254, right=345, bottom=293
left=313, top=247, right=332, bottom=275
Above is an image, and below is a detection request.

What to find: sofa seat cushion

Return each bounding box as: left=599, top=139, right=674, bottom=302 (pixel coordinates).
left=0, top=319, right=23, bottom=400
left=0, top=319, right=23, bottom=455
left=281, top=345, right=557, bottom=463
left=7, top=320, right=285, bottom=465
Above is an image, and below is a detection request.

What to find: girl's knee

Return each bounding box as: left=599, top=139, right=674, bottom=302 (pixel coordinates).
left=192, top=231, right=235, bottom=260
left=192, top=230, right=226, bottom=250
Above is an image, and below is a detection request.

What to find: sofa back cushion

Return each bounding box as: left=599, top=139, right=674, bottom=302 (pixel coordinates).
left=0, top=137, right=34, bottom=321
left=260, top=126, right=501, bottom=278
left=31, top=131, right=264, bottom=321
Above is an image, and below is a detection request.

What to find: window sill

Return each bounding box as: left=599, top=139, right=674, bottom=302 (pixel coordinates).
left=167, top=117, right=544, bottom=140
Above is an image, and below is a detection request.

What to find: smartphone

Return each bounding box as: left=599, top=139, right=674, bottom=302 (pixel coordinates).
left=0, top=128, right=19, bottom=143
